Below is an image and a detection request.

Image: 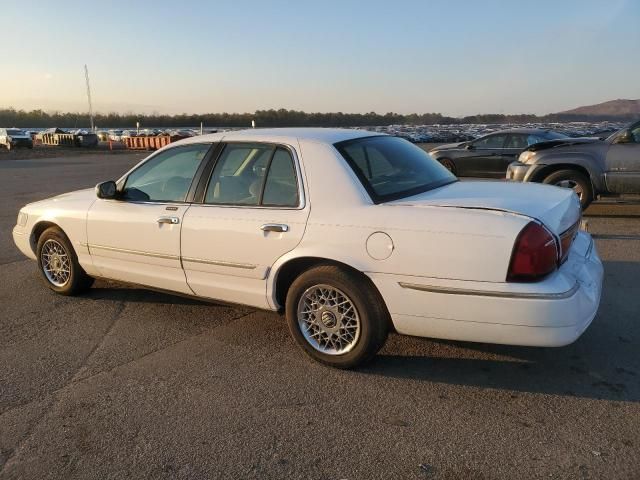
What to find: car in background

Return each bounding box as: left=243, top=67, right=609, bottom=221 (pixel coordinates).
left=507, top=120, right=640, bottom=208
left=169, top=129, right=195, bottom=138
left=96, top=130, right=110, bottom=141
left=429, top=128, right=568, bottom=178
left=0, top=128, right=34, bottom=150
left=12, top=128, right=602, bottom=368
left=121, top=130, right=138, bottom=139
left=108, top=130, right=123, bottom=141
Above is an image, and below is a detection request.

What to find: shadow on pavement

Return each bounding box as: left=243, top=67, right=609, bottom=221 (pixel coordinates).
left=362, top=260, right=639, bottom=402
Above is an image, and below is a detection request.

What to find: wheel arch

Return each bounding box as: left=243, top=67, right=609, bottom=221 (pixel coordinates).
left=30, top=220, right=62, bottom=254
left=529, top=163, right=599, bottom=192
left=270, top=255, right=394, bottom=330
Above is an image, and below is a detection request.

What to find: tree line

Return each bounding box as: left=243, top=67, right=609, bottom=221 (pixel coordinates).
left=0, top=107, right=633, bottom=129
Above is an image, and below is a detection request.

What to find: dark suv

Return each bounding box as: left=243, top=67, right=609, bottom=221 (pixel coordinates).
left=507, top=120, right=640, bottom=208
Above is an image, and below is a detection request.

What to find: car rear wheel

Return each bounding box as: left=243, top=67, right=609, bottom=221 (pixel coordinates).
left=285, top=265, right=389, bottom=369
left=36, top=226, right=94, bottom=295
left=543, top=169, right=593, bottom=209
left=438, top=157, right=456, bottom=175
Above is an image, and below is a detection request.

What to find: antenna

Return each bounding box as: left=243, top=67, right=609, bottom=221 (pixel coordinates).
left=84, top=64, right=95, bottom=132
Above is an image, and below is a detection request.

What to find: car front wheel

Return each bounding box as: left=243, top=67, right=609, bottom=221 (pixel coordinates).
left=285, top=265, right=389, bottom=369
left=36, top=226, right=94, bottom=295
left=543, top=169, right=594, bottom=209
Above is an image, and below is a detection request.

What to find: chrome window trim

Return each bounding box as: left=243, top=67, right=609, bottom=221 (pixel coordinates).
left=398, top=281, right=580, bottom=300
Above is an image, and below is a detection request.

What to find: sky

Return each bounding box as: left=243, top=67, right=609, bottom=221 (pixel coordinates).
left=1, top=0, right=638, bottom=116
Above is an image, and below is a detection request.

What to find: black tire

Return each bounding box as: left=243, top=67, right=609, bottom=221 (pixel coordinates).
left=285, top=265, right=389, bottom=369
left=438, top=157, right=456, bottom=175
left=542, top=169, right=593, bottom=209
left=36, top=226, right=94, bottom=295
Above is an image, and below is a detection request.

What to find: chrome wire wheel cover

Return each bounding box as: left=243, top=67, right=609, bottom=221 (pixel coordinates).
left=554, top=179, right=584, bottom=200
left=297, top=284, right=361, bottom=355
left=41, top=239, right=71, bottom=287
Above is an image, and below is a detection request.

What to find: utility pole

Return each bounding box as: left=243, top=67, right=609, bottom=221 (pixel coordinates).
left=84, top=64, right=95, bottom=132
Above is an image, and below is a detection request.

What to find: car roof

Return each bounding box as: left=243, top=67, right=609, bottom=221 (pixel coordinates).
left=178, top=127, right=382, bottom=146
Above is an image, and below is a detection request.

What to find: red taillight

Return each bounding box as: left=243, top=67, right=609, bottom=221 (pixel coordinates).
left=507, top=222, right=558, bottom=282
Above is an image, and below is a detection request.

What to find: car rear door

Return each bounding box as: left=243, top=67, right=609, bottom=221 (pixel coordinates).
left=180, top=141, right=309, bottom=309
left=460, top=134, right=507, bottom=177
left=503, top=134, right=530, bottom=175
left=604, top=123, right=640, bottom=194
left=86, top=143, right=213, bottom=293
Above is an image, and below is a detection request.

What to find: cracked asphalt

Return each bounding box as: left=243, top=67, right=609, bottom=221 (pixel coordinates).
left=1, top=152, right=639, bottom=479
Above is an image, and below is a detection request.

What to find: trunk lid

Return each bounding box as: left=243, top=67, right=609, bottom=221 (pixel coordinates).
left=387, top=181, right=581, bottom=235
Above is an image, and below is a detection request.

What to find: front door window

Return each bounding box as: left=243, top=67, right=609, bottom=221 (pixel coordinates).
left=122, top=144, right=211, bottom=202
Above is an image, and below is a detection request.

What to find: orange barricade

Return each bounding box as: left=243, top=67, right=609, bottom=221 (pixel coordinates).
left=123, top=135, right=175, bottom=151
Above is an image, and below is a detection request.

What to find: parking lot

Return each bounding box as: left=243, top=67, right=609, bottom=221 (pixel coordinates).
left=1, top=152, right=639, bottom=479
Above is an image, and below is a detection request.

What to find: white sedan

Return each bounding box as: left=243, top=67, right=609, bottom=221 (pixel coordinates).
left=12, top=128, right=603, bottom=368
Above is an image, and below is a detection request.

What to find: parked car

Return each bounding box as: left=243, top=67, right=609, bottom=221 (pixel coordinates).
left=121, top=130, right=138, bottom=139
left=108, top=130, right=123, bottom=141
left=74, top=131, right=99, bottom=148
left=507, top=120, right=640, bottom=208
left=12, top=129, right=602, bottom=368
left=96, top=130, right=110, bottom=142
left=0, top=128, right=34, bottom=150
left=429, top=128, right=568, bottom=178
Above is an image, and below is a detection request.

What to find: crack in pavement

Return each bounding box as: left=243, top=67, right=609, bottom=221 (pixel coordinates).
left=0, top=307, right=256, bottom=420
left=70, top=299, right=127, bottom=383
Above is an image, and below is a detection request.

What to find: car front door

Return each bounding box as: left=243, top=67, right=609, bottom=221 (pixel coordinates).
left=86, top=143, right=213, bottom=293
left=459, top=134, right=507, bottom=177
left=180, top=142, right=309, bottom=309
left=604, top=123, right=640, bottom=194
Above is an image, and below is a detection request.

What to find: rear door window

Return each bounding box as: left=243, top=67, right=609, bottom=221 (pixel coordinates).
left=204, top=143, right=299, bottom=207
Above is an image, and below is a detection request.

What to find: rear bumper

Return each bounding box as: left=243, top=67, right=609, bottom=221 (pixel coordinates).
left=369, top=231, right=603, bottom=347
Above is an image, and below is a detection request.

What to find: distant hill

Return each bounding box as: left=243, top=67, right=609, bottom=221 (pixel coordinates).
left=555, top=99, right=640, bottom=119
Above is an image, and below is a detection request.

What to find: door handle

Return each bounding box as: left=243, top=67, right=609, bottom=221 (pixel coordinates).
left=157, top=216, right=180, bottom=225
left=261, top=223, right=289, bottom=233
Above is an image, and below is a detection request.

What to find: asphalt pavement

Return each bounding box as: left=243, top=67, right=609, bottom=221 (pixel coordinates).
left=1, top=153, right=639, bottom=479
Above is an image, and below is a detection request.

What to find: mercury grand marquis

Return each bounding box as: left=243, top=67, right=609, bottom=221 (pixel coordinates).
left=13, top=128, right=603, bottom=368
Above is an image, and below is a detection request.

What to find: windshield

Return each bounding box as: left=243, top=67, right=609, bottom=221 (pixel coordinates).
left=335, top=135, right=457, bottom=203
left=6, top=129, right=25, bottom=135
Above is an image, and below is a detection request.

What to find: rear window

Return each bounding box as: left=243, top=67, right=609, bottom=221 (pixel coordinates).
left=335, top=136, right=457, bottom=203
left=543, top=131, right=568, bottom=140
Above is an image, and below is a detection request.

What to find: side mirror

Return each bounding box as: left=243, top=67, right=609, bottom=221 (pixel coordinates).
left=465, top=144, right=475, bottom=150
left=95, top=180, right=118, bottom=199
left=615, top=129, right=633, bottom=144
